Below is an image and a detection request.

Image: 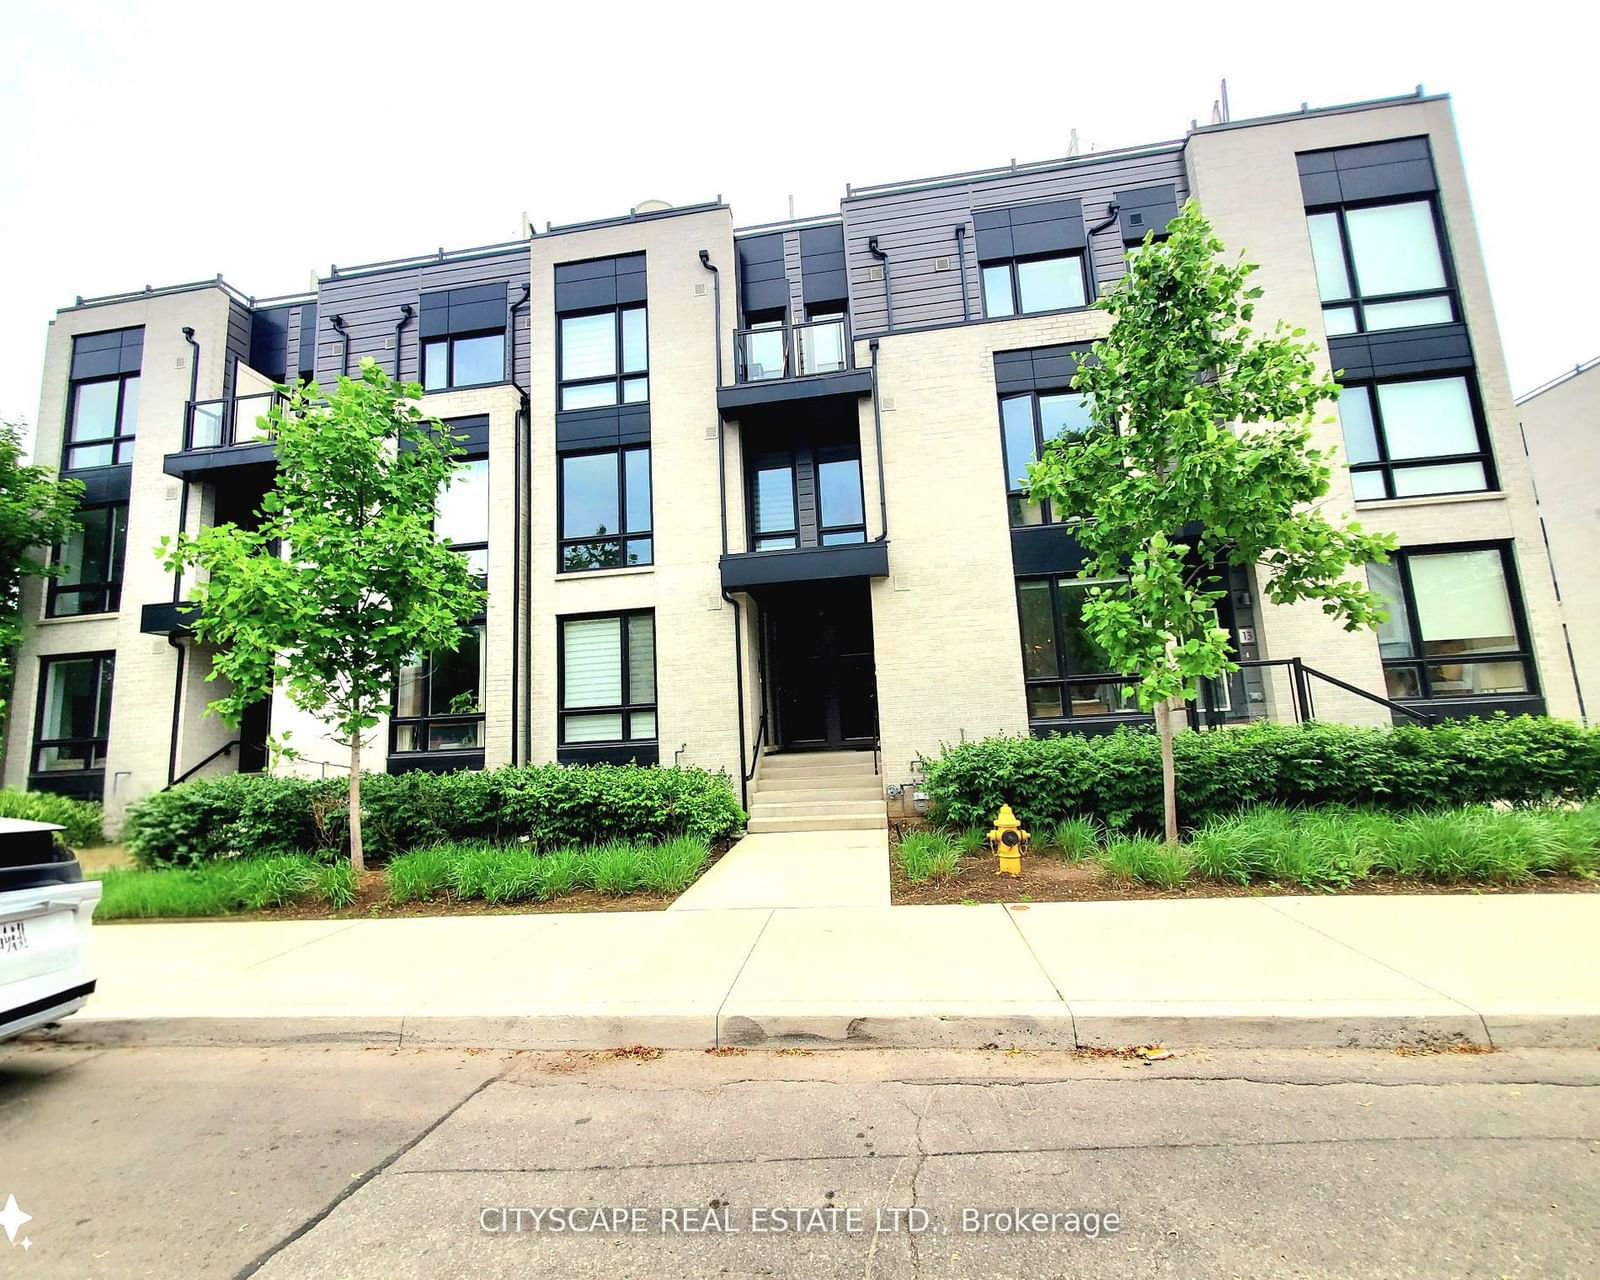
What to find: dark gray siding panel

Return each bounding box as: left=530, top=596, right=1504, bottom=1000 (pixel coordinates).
left=1328, top=324, right=1474, bottom=381
left=314, top=250, right=529, bottom=388
left=70, top=327, right=144, bottom=379
left=842, top=148, right=1188, bottom=336
left=1297, top=136, right=1437, bottom=206
left=249, top=305, right=292, bottom=381
left=224, top=300, right=253, bottom=397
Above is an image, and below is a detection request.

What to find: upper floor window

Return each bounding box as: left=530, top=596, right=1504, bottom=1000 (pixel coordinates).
left=65, top=373, right=139, bottom=470
left=436, top=454, right=489, bottom=586
left=560, top=611, right=657, bottom=747
left=982, top=254, right=1088, bottom=319
left=1307, top=199, right=1454, bottom=336
left=422, top=332, right=504, bottom=391
left=1367, top=544, right=1534, bottom=703
left=48, top=503, right=127, bottom=618
left=747, top=446, right=864, bottom=551
left=1337, top=374, right=1492, bottom=501
left=559, top=446, right=652, bottom=572
left=999, top=390, right=1094, bottom=525
left=559, top=306, right=647, bottom=410
left=33, top=652, right=114, bottom=777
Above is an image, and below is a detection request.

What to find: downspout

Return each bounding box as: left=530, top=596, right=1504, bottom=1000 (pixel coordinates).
left=953, top=226, right=971, bottom=320
left=507, top=283, right=531, bottom=388
left=330, top=314, right=350, bottom=376
left=165, top=635, right=186, bottom=786
left=168, top=325, right=203, bottom=785
left=1086, top=203, right=1122, bottom=237
left=868, top=339, right=889, bottom=542
left=505, top=286, right=532, bottom=764
left=700, top=248, right=748, bottom=802
left=868, top=236, right=894, bottom=332
left=390, top=304, right=413, bottom=379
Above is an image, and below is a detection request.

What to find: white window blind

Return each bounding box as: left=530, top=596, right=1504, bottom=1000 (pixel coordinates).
left=563, top=617, right=621, bottom=707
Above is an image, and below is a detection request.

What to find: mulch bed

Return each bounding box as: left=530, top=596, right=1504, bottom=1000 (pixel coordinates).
left=891, top=851, right=1600, bottom=906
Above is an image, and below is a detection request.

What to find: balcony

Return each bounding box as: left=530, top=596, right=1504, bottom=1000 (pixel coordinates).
left=140, top=600, right=198, bottom=636
left=717, top=316, right=873, bottom=417
left=163, top=392, right=279, bottom=480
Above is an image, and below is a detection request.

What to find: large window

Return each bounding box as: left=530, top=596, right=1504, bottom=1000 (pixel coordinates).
left=1015, top=578, right=1139, bottom=723
left=982, top=253, right=1089, bottom=319
left=48, top=504, right=127, bottom=617
left=1337, top=375, right=1492, bottom=501
left=64, top=372, right=139, bottom=470
left=1307, top=199, right=1455, bottom=336
left=392, top=627, right=485, bottom=753
left=817, top=452, right=866, bottom=545
left=32, top=653, right=114, bottom=776
left=747, top=447, right=864, bottom=550
left=436, top=454, right=489, bottom=586
left=999, top=390, right=1094, bottom=525
left=1368, top=545, right=1535, bottom=702
left=559, top=447, right=652, bottom=572
left=559, top=306, right=647, bottom=410
left=559, top=612, right=656, bottom=747
left=422, top=332, right=504, bottom=392
left=752, top=460, right=798, bottom=550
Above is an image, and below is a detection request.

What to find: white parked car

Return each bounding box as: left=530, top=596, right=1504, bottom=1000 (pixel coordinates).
left=0, top=818, right=101, bottom=1042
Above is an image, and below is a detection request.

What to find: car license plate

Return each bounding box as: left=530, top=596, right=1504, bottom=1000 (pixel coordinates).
left=0, top=920, right=28, bottom=954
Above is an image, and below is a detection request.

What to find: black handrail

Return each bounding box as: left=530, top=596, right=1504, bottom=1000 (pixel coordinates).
left=743, top=712, right=768, bottom=784
left=170, top=739, right=237, bottom=787
left=1191, top=656, right=1435, bottom=728
left=1301, top=660, right=1437, bottom=723
left=184, top=391, right=279, bottom=451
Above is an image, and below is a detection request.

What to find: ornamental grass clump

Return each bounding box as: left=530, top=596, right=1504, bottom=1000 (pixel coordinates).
left=897, top=831, right=959, bottom=883
left=1099, top=835, right=1190, bottom=888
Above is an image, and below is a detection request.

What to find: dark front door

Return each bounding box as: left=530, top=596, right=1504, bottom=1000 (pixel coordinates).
left=769, top=581, right=878, bottom=749
left=237, top=697, right=271, bottom=773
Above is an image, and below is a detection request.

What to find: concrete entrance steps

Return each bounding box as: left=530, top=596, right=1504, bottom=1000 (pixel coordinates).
left=746, top=749, right=885, bottom=834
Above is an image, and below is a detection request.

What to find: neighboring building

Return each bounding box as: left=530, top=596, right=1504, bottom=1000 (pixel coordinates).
left=1518, top=357, right=1599, bottom=725
left=4, top=89, right=1580, bottom=834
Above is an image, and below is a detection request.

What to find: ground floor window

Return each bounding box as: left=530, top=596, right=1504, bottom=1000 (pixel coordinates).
left=1015, top=577, right=1140, bottom=722
left=559, top=611, right=656, bottom=746
left=391, top=625, right=485, bottom=753
left=1367, top=543, right=1535, bottom=701
left=48, top=503, right=127, bottom=617
left=32, top=652, right=114, bottom=775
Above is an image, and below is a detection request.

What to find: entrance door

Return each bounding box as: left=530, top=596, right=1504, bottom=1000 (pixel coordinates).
left=768, top=581, right=878, bottom=749
left=237, top=697, right=271, bottom=773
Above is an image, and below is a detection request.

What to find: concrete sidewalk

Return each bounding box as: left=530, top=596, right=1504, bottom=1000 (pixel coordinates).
left=51, top=894, right=1600, bottom=1052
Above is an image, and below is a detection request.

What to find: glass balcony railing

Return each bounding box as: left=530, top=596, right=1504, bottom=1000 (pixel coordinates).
left=184, top=392, right=278, bottom=450
left=733, top=316, right=851, bottom=384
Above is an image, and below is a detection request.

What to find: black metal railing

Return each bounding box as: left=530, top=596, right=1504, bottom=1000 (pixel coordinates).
left=1190, top=657, right=1437, bottom=730
left=184, top=392, right=278, bottom=451
left=171, top=739, right=237, bottom=787
left=733, top=316, right=852, bottom=384
left=743, top=712, right=768, bottom=785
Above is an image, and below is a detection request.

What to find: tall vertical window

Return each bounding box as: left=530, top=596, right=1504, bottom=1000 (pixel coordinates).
left=32, top=653, right=114, bottom=778
left=559, top=447, right=652, bottom=572
left=559, top=306, right=648, bottom=410
left=436, top=455, right=489, bottom=586
left=817, top=452, right=866, bottom=545
left=1306, top=199, right=1455, bottom=335
left=751, top=457, right=798, bottom=550
left=999, top=390, right=1094, bottom=525
left=1337, top=375, right=1492, bottom=500
left=422, top=332, right=504, bottom=391
left=48, top=504, right=128, bottom=617
left=64, top=373, right=139, bottom=469
left=1015, top=578, right=1138, bottom=723
left=1367, top=545, right=1536, bottom=703
left=560, top=612, right=657, bottom=747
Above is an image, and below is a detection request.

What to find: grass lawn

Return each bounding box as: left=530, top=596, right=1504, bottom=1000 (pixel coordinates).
left=75, top=844, right=134, bottom=875
left=892, top=803, right=1600, bottom=905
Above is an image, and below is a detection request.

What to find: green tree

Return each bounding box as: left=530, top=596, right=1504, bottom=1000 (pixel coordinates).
left=1026, top=201, right=1395, bottom=842
left=0, top=418, right=82, bottom=736
left=162, top=361, right=482, bottom=870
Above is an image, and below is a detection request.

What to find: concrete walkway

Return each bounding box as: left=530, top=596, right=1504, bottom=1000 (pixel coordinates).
left=48, top=893, right=1600, bottom=1052
left=668, top=830, right=889, bottom=910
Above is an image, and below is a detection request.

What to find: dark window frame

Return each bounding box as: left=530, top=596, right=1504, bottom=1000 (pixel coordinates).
left=31, top=650, right=115, bottom=777
left=47, top=502, right=128, bottom=618
left=1307, top=194, right=1460, bottom=336
left=421, top=329, right=507, bottom=393
left=557, top=444, right=653, bottom=573
left=1340, top=371, right=1497, bottom=501
left=1014, top=575, right=1143, bottom=724
left=815, top=446, right=867, bottom=546
left=63, top=371, right=139, bottom=471
left=556, top=304, right=648, bottom=411
left=1373, top=541, right=1539, bottom=703
left=980, top=251, right=1091, bottom=320
left=389, top=449, right=489, bottom=756
left=998, top=387, right=1094, bottom=526
left=557, top=609, right=658, bottom=748
left=748, top=452, right=801, bottom=551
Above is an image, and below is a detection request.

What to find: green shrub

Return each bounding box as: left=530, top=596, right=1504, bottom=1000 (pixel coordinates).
left=236, top=856, right=318, bottom=909
left=923, top=717, right=1600, bottom=835
left=1046, top=816, right=1100, bottom=863
left=949, top=826, right=988, bottom=856
left=386, top=844, right=459, bottom=903
left=123, top=764, right=745, bottom=868
left=582, top=840, right=643, bottom=895
left=0, top=790, right=105, bottom=847
left=897, top=831, right=958, bottom=883
left=534, top=847, right=584, bottom=900
left=637, top=836, right=710, bottom=894
left=1100, top=836, right=1190, bottom=887
left=314, top=860, right=358, bottom=910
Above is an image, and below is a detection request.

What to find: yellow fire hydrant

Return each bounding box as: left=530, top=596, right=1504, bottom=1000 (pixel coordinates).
left=987, top=804, right=1030, bottom=876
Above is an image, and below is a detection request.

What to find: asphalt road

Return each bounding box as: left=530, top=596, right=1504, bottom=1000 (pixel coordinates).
left=1, top=1040, right=1597, bottom=1278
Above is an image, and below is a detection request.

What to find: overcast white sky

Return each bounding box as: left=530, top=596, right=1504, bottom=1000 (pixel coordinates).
left=3, top=0, right=1597, bottom=437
